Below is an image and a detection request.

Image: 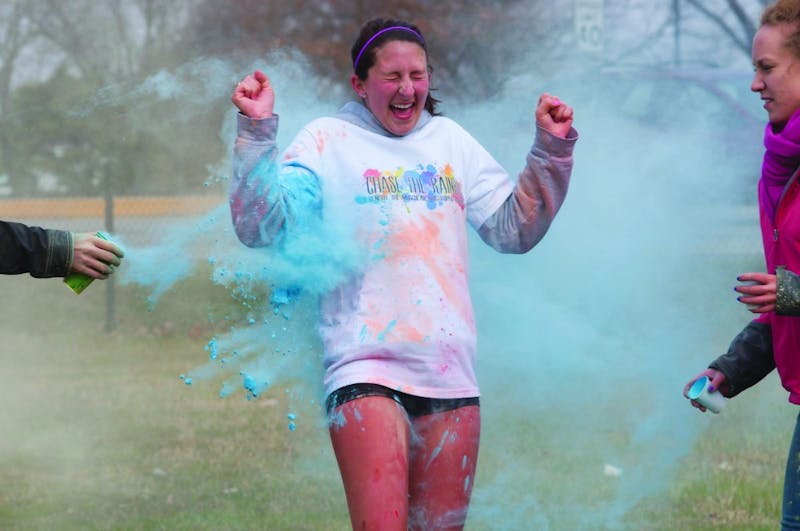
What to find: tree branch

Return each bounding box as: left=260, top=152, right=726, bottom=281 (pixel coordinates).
left=684, top=0, right=750, bottom=55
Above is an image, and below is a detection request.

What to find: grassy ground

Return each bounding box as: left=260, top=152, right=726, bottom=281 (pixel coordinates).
left=0, top=274, right=350, bottom=531
left=0, top=269, right=794, bottom=530
left=630, top=375, right=791, bottom=531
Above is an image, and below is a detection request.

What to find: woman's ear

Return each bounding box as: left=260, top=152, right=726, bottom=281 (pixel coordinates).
left=351, top=74, right=365, bottom=98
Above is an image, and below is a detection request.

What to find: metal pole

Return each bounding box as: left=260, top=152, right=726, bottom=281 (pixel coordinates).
left=105, top=173, right=116, bottom=333
left=673, top=0, right=681, bottom=67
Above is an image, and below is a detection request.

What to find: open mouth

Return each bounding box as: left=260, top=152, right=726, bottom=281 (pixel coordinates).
left=391, top=102, right=415, bottom=118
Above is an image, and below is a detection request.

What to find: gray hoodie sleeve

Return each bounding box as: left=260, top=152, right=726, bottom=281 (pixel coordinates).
left=229, top=114, right=282, bottom=247
left=477, top=125, right=577, bottom=254
left=229, top=114, right=322, bottom=248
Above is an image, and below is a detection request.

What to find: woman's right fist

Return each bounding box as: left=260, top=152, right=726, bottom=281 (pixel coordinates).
left=232, top=69, right=275, bottom=119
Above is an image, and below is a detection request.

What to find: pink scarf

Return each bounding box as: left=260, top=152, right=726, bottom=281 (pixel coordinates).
left=763, top=108, right=800, bottom=222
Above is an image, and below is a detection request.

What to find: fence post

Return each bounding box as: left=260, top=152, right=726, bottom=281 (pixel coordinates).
left=104, top=176, right=116, bottom=333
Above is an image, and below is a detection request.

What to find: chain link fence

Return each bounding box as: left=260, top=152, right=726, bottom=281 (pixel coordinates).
left=1, top=194, right=226, bottom=331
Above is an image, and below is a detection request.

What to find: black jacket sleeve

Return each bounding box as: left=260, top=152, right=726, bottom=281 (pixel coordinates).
left=0, top=220, right=73, bottom=277
left=708, top=320, right=775, bottom=398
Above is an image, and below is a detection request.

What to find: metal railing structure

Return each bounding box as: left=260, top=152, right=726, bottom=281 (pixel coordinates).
left=1, top=194, right=225, bottom=332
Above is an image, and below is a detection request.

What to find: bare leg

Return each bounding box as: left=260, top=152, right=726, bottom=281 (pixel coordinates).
left=408, top=405, right=481, bottom=530
left=329, top=396, right=411, bottom=531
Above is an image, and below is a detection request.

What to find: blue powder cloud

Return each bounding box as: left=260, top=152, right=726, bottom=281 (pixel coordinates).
left=104, top=53, right=765, bottom=528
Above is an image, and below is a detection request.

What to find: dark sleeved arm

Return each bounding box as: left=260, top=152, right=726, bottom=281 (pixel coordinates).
left=0, top=220, right=73, bottom=277
left=708, top=320, right=775, bottom=398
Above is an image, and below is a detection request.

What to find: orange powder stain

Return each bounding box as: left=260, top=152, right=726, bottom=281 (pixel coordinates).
left=314, top=126, right=348, bottom=154
left=314, top=129, right=329, bottom=153
left=283, top=142, right=308, bottom=160
left=384, top=213, right=471, bottom=324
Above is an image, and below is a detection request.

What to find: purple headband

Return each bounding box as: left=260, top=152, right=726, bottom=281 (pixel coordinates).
left=353, top=26, right=426, bottom=72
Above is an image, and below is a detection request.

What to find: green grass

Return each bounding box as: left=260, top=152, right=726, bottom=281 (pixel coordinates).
left=0, top=274, right=349, bottom=531
left=0, top=269, right=795, bottom=530
left=622, top=376, right=791, bottom=531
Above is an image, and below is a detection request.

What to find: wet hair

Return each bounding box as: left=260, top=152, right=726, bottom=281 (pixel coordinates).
left=350, top=18, right=440, bottom=115
left=761, top=0, right=800, bottom=59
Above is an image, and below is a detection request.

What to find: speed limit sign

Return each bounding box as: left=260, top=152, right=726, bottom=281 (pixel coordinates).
left=575, top=0, right=604, bottom=53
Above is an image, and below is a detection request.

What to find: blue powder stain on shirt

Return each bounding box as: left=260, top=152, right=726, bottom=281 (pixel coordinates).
left=353, top=407, right=363, bottom=423
left=426, top=192, right=438, bottom=210
left=377, top=320, right=397, bottom=342
left=462, top=455, right=468, bottom=469
left=248, top=156, right=279, bottom=197
left=359, top=325, right=367, bottom=343
left=464, top=474, right=471, bottom=492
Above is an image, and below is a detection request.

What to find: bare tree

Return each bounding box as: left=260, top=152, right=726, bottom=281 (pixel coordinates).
left=181, top=0, right=566, bottom=101
left=684, top=0, right=758, bottom=57
left=0, top=0, right=227, bottom=197
left=0, top=1, right=44, bottom=195
left=22, top=0, right=191, bottom=82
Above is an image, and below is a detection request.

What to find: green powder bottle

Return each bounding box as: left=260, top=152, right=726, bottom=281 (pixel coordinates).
left=63, top=231, right=116, bottom=294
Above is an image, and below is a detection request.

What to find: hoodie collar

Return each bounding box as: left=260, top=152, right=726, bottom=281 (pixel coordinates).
left=334, top=100, right=432, bottom=137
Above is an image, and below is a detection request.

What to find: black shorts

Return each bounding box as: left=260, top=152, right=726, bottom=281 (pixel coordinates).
left=326, top=382, right=479, bottom=419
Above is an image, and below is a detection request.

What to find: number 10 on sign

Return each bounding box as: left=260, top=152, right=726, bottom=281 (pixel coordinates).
left=575, top=0, right=604, bottom=54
